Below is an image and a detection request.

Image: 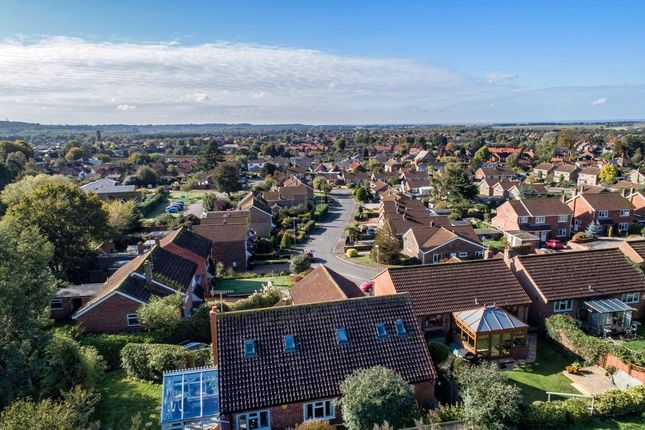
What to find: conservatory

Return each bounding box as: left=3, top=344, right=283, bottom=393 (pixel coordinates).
left=453, top=305, right=529, bottom=359
left=581, top=298, right=635, bottom=336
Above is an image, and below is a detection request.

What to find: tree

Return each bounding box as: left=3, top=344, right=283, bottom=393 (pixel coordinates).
left=584, top=221, right=602, bottom=238
left=280, top=233, right=292, bottom=250
left=7, top=183, right=109, bottom=277
left=0, top=217, right=56, bottom=406
left=598, top=164, right=618, bottom=184
left=260, top=162, right=277, bottom=177
left=430, top=161, right=475, bottom=203
left=0, top=174, right=71, bottom=207
left=505, top=152, right=519, bottom=168
left=136, top=166, right=159, bottom=187
left=203, top=193, right=231, bottom=211
left=457, top=362, right=522, bottom=430
left=345, top=223, right=360, bottom=242
left=138, top=294, right=183, bottom=337
left=536, top=138, right=557, bottom=162
left=213, top=162, right=241, bottom=196
left=289, top=254, right=311, bottom=274
left=65, top=147, right=84, bottom=161
left=197, top=140, right=224, bottom=171
left=473, top=146, right=491, bottom=165
left=340, top=366, right=417, bottom=430
left=518, top=183, right=537, bottom=199
left=312, top=176, right=327, bottom=192
left=556, top=129, right=577, bottom=151
left=369, top=222, right=400, bottom=264
left=353, top=186, right=370, bottom=202
left=105, top=199, right=140, bottom=236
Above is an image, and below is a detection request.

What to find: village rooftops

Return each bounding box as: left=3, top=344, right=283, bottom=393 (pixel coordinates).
left=290, top=265, right=364, bottom=304
left=507, top=198, right=574, bottom=217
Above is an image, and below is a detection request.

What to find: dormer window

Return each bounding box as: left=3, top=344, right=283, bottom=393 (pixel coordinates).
left=284, top=335, right=296, bottom=352
left=375, top=323, right=388, bottom=339
left=336, top=328, right=348, bottom=346
left=244, top=339, right=257, bottom=357
left=395, top=320, right=408, bottom=336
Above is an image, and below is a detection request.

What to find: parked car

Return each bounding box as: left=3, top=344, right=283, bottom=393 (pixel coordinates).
left=545, top=239, right=565, bottom=249
left=365, top=227, right=376, bottom=236
left=165, top=206, right=179, bottom=213
left=360, top=279, right=374, bottom=294
left=179, top=341, right=210, bottom=351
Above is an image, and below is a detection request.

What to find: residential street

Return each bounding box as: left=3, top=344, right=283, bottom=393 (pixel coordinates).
left=304, top=188, right=380, bottom=284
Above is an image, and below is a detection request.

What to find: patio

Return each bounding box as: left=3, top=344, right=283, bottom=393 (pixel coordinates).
left=562, top=365, right=617, bottom=395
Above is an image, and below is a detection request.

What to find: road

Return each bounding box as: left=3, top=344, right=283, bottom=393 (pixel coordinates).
left=304, top=188, right=380, bottom=284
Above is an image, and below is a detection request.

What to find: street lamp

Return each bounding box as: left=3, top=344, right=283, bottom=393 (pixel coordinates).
left=375, top=245, right=380, bottom=272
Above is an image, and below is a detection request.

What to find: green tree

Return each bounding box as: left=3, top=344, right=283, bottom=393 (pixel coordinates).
left=536, top=138, right=557, bottom=162
left=369, top=222, right=400, bottom=264
left=458, top=362, right=522, bottom=430
left=289, top=254, right=311, bottom=274
left=106, top=199, right=140, bottom=237
left=518, top=183, right=537, bottom=199
left=0, top=217, right=56, bottom=406
left=213, top=162, right=241, bottom=196
left=584, top=221, right=602, bottom=238
left=345, top=223, right=360, bottom=242
left=136, top=166, right=159, bottom=187
left=280, top=233, right=293, bottom=250
left=430, top=161, right=475, bottom=203
left=353, top=186, right=370, bottom=202
left=1, top=175, right=71, bottom=207
left=556, top=129, right=577, bottom=151
left=137, top=293, right=183, bottom=337
left=7, top=183, right=109, bottom=277
left=340, top=366, right=417, bottom=430
left=598, top=164, right=618, bottom=184
left=197, top=140, right=224, bottom=171
left=65, top=147, right=84, bottom=161
left=473, top=145, right=491, bottom=165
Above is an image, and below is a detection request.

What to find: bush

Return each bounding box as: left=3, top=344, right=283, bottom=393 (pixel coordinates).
left=522, top=401, right=567, bottom=429
left=223, top=287, right=282, bottom=312
left=138, top=190, right=168, bottom=217
left=595, top=386, right=645, bottom=417
left=80, top=332, right=156, bottom=370
left=426, top=403, right=465, bottom=424
left=571, top=232, right=586, bottom=242
left=121, top=343, right=210, bottom=382
left=294, top=420, right=334, bottom=430
left=345, top=248, right=358, bottom=258
left=290, top=254, right=311, bottom=274
left=427, top=341, right=450, bottom=365
left=138, top=293, right=183, bottom=337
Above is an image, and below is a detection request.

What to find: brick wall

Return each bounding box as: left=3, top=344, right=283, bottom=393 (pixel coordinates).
left=601, top=355, right=645, bottom=383
left=76, top=293, right=142, bottom=333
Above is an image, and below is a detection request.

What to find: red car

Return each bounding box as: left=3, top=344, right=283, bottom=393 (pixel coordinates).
left=360, top=279, right=374, bottom=294
left=545, top=239, right=565, bottom=249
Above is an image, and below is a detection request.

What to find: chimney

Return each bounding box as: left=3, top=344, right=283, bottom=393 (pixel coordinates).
left=187, top=220, right=193, bottom=232
left=483, top=246, right=493, bottom=260
left=144, top=260, right=153, bottom=284
left=136, top=241, right=144, bottom=255
left=503, top=246, right=512, bottom=266
left=154, top=238, right=161, bottom=247
left=561, top=192, right=566, bottom=204
left=209, top=306, right=219, bottom=366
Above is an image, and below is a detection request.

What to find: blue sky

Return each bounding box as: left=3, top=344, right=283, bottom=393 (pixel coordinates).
left=0, top=0, right=644, bottom=124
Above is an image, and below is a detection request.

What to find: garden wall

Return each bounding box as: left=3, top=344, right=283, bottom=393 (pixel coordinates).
left=600, top=354, right=645, bottom=383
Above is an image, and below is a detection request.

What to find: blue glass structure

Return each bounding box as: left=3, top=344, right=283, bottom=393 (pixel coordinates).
left=160, top=367, right=221, bottom=429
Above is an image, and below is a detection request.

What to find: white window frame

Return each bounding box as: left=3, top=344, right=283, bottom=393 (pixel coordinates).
left=237, top=410, right=271, bottom=430
left=620, top=209, right=631, bottom=217
left=518, top=216, right=528, bottom=224
left=553, top=299, right=573, bottom=313
left=475, top=250, right=484, bottom=257
left=304, top=399, right=335, bottom=421
left=622, top=292, right=640, bottom=304
left=126, top=313, right=140, bottom=327
left=556, top=229, right=568, bottom=237
left=535, top=216, right=546, bottom=224
left=458, top=252, right=468, bottom=258
left=618, top=222, right=629, bottom=231
left=598, top=210, right=609, bottom=219
left=432, top=254, right=441, bottom=264
left=50, top=298, right=63, bottom=311
left=558, top=215, right=569, bottom=223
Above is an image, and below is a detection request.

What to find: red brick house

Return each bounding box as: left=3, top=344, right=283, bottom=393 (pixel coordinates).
left=212, top=294, right=436, bottom=430
left=236, top=192, right=274, bottom=238
left=194, top=215, right=250, bottom=272
left=577, top=167, right=601, bottom=186
left=567, top=192, right=635, bottom=235
left=50, top=283, right=102, bottom=321
left=402, top=225, right=484, bottom=264
left=373, top=259, right=532, bottom=356
left=509, top=249, right=645, bottom=326
left=290, top=265, right=364, bottom=304
left=619, top=239, right=645, bottom=268
left=491, top=198, right=573, bottom=242
left=474, top=166, right=515, bottom=181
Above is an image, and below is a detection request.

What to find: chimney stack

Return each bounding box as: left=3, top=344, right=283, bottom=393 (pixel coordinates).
left=144, top=260, right=153, bottom=284
left=561, top=192, right=566, bottom=204
left=137, top=241, right=144, bottom=255
left=209, top=306, right=219, bottom=366
left=483, top=246, right=493, bottom=260
left=154, top=238, right=161, bottom=247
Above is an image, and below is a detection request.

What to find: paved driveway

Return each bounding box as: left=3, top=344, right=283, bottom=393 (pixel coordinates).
left=304, top=189, right=379, bottom=284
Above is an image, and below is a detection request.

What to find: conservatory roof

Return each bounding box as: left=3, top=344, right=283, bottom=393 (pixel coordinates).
left=160, top=366, right=220, bottom=429
left=584, top=298, right=635, bottom=314
left=453, top=306, right=528, bottom=334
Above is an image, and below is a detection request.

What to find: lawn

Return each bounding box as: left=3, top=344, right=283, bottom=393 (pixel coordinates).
left=350, top=252, right=399, bottom=270
left=572, top=415, right=645, bottom=430
left=94, top=370, right=162, bottom=430
left=214, top=275, right=292, bottom=295
left=505, top=339, right=580, bottom=404
left=482, top=239, right=507, bottom=251
left=168, top=190, right=207, bottom=203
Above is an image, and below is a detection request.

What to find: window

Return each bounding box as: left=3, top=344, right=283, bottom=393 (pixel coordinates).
left=432, top=254, right=441, bottom=264
left=283, top=335, right=296, bottom=352
left=598, top=210, right=609, bottom=218
left=622, top=292, right=640, bottom=304
left=556, top=228, right=568, bottom=237
left=618, top=222, right=629, bottom=231
left=553, top=299, right=573, bottom=313
left=458, top=252, right=468, bottom=258
left=558, top=215, right=569, bottom=223
left=304, top=399, right=335, bottom=421
left=126, top=313, right=140, bottom=327
left=237, top=410, right=270, bottom=430
left=395, top=320, right=408, bottom=336
left=475, top=250, right=484, bottom=257
left=375, top=323, right=388, bottom=339
left=244, top=339, right=257, bottom=357
left=518, top=216, right=528, bottom=224
left=424, top=314, right=443, bottom=328
left=620, top=209, right=631, bottom=217
left=336, top=328, right=348, bottom=345
left=50, top=298, right=63, bottom=311
left=535, top=216, right=546, bottom=224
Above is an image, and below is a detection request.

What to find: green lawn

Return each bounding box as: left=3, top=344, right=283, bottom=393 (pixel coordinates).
left=169, top=190, right=207, bottom=203
left=214, top=275, right=292, bottom=295
left=572, top=415, right=645, bottom=430
left=350, top=252, right=399, bottom=270
left=505, top=340, right=580, bottom=404
left=94, top=370, right=162, bottom=430
left=482, top=239, right=507, bottom=251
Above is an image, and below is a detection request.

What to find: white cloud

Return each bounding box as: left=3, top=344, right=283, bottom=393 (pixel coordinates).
left=591, top=97, right=608, bottom=106
left=116, top=104, right=136, bottom=111
left=0, top=36, right=642, bottom=124
left=487, top=73, right=517, bottom=84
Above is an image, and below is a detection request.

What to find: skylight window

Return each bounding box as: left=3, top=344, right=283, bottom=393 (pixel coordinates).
left=395, top=320, right=408, bottom=336
left=244, top=339, right=257, bottom=357
left=336, top=328, right=348, bottom=345
left=375, top=323, right=388, bottom=339
left=284, top=335, right=296, bottom=352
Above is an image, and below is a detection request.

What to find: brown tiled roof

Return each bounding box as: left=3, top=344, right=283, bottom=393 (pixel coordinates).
left=408, top=226, right=481, bottom=250
left=580, top=167, right=601, bottom=175
left=200, top=210, right=250, bottom=225
left=507, top=198, right=573, bottom=217
left=576, top=192, right=635, bottom=210
left=236, top=192, right=272, bottom=214
left=160, top=226, right=213, bottom=259
left=290, top=265, right=364, bottom=304
left=516, top=249, right=645, bottom=301
left=217, top=294, right=436, bottom=413
left=554, top=164, right=578, bottom=173
left=193, top=222, right=248, bottom=242
left=381, top=259, right=531, bottom=315
left=622, top=239, right=645, bottom=260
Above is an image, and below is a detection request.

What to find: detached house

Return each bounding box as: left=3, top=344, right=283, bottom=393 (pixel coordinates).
left=402, top=225, right=484, bottom=264
left=236, top=192, right=274, bottom=237
left=567, top=192, right=635, bottom=235
left=552, top=164, right=579, bottom=183
left=212, top=295, right=436, bottom=430
left=289, top=265, right=364, bottom=305
left=577, top=167, right=601, bottom=186
left=194, top=212, right=251, bottom=271
left=533, top=162, right=556, bottom=179
left=474, top=166, right=515, bottom=181
left=491, top=198, right=573, bottom=242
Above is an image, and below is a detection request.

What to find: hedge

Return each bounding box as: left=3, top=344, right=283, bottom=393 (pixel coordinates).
left=121, top=343, right=212, bottom=382
left=138, top=191, right=168, bottom=217
left=80, top=332, right=157, bottom=370
left=314, top=204, right=329, bottom=221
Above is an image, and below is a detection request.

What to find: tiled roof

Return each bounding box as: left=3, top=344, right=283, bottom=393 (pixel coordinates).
left=290, top=265, right=364, bottom=304
left=623, top=239, right=645, bottom=260
left=408, top=226, right=481, bottom=250
left=118, top=275, right=174, bottom=302
left=161, top=227, right=213, bottom=259
left=145, top=246, right=197, bottom=290
left=576, top=192, right=635, bottom=210
left=580, top=167, right=601, bottom=175
left=193, top=222, right=248, bottom=242
left=554, top=164, right=578, bottom=173
left=516, top=249, right=645, bottom=301
left=217, top=294, right=436, bottom=413
left=380, top=259, right=531, bottom=315
left=508, top=198, right=573, bottom=217
left=236, top=192, right=272, bottom=214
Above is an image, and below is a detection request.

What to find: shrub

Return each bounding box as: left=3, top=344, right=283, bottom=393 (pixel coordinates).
left=280, top=233, right=293, bottom=250
left=225, top=287, right=282, bottom=311
left=120, top=343, right=210, bottom=382
left=290, top=254, right=311, bottom=274
left=595, top=386, right=644, bottom=417
left=427, top=341, right=450, bottom=365
left=80, top=332, right=156, bottom=370
left=294, top=420, right=334, bottom=430
left=565, top=361, right=582, bottom=374
left=522, top=401, right=567, bottom=429
left=571, top=232, right=586, bottom=242
left=346, top=248, right=358, bottom=258
left=138, top=293, right=183, bottom=337
left=426, top=403, right=465, bottom=424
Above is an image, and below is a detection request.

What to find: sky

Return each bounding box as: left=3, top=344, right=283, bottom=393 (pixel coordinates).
left=0, top=0, right=644, bottom=124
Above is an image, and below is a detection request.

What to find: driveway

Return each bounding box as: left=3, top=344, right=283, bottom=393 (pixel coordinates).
left=304, top=188, right=379, bottom=284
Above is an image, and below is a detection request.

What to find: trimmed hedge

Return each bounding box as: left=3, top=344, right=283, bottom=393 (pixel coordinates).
left=138, top=191, right=168, bottom=217
left=314, top=204, right=329, bottom=221
left=80, top=332, right=157, bottom=370
left=121, top=343, right=212, bottom=382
